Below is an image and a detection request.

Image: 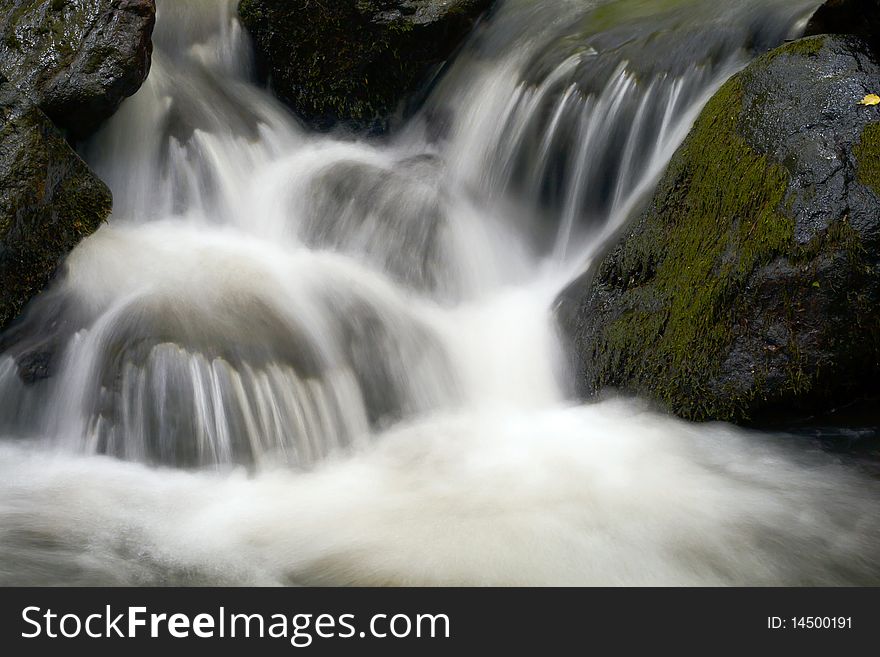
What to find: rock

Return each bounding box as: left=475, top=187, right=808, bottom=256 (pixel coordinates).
left=303, top=155, right=448, bottom=293
left=806, top=0, right=880, bottom=56
left=494, top=0, right=808, bottom=247
left=0, top=74, right=112, bottom=331
left=556, top=35, right=880, bottom=424
left=526, top=0, right=806, bottom=93
left=15, top=349, right=52, bottom=384
left=237, top=0, right=493, bottom=132
left=0, top=0, right=156, bottom=139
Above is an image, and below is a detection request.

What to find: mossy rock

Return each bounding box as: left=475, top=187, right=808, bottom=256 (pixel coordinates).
left=556, top=35, right=880, bottom=424
left=237, top=0, right=493, bottom=133
left=0, top=0, right=156, bottom=139
left=0, top=75, right=111, bottom=330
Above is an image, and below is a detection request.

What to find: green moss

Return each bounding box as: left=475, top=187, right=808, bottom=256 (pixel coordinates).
left=596, top=75, right=797, bottom=419
left=591, top=61, right=874, bottom=422
left=563, top=32, right=880, bottom=423
left=775, top=35, right=826, bottom=58
left=854, top=122, right=880, bottom=196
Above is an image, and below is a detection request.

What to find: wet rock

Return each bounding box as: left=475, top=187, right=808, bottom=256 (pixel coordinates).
left=0, top=0, right=156, bottom=138
left=556, top=35, right=880, bottom=424
left=806, top=0, right=880, bottom=56
left=237, top=0, right=493, bottom=132
left=0, top=74, right=112, bottom=331
left=303, top=155, right=448, bottom=293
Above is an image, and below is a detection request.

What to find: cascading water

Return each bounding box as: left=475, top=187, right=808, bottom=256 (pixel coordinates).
left=1, top=0, right=878, bottom=585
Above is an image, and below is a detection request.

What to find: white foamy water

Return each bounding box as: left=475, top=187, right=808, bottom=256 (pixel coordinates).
left=3, top=0, right=876, bottom=586
left=2, top=400, right=878, bottom=586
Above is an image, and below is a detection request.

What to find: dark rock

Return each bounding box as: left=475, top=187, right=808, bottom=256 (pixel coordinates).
left=16, top=350, right=52, bottom=384
left=556, top=35, right=880, bottom=424
left=0, top=0, right=156, bottom=138
left=0, top=74, right=112, bottom=331
left=806, top=0, right=880, bottom=56
left=237, top=0, right=493, bottom=132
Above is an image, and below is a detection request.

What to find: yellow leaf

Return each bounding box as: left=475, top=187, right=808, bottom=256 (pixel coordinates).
left=859, top=93, right=880, bottom=106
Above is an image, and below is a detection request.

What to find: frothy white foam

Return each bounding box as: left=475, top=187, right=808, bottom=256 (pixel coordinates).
left=1, top=399, right=876, bottom=586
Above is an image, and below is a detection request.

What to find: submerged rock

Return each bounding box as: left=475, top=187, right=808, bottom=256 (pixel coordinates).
left=303, top=155, right=448, bottom=293
left=0, top=0, right=156, bottom=138
left=0, top=75, right=112, bottom=331
left=557, top=35, right=880, bottom=424
left=237, top=0, right=493, bottom=132
left=806, top=0, right=880, bottom=56
left=525, top=0, right=808, bottom=92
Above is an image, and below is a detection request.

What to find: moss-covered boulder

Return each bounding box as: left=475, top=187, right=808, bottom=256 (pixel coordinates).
left=0, top=0, right=156, bottom=139
left=237, top=0, right=493, bottom=133
left=0, top=74, right=111, bottom=330
left=806, top=0, right=880, bottom=56
left=556, top=35, right=880, bottom=424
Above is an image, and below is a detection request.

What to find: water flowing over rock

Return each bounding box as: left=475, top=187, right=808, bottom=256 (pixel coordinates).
left=0, top=75, right=112, bottom=331
left=0, top=0, right=466, bottom=469
left=422, top=0, right=813, bottom=260
left=2, top=0, right=880, bottom=587
left=557, top=35, right=880, bottom=424
left=0, top=0, right=156, bottom=138
left=302, top=155, right=450, bottom=294
left=237, top=0, right=493, bottom=132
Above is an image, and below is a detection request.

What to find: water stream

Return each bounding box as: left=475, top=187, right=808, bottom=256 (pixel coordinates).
left=1, top=0, right=878, bottom=586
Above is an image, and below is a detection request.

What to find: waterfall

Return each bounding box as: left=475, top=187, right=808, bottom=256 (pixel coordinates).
left=1, top=0, right=878, bottom=586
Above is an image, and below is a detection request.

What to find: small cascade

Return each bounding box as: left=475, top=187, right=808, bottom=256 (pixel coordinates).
left=3, top=0, right=877, bottom=587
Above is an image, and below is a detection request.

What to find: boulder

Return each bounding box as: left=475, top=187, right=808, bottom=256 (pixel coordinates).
left=0, top=0, right=156, bottom=138
left=556, top=35, right=880, bottom=424
left=237, top=0, right=493, bottom=132
left=303, top=155, right=447, bottom=293
left=806, top=0, right=880, bottom=56
left=0, top=74, right=112, bottom=330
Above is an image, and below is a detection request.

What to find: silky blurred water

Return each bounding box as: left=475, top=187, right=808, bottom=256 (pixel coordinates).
left=3, top=0, right=877, bottom=586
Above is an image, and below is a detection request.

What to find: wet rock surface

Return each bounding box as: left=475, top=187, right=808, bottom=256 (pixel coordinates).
left=237, top=0, right=493, bottom=132
left=557, top=35, right=880, bottom=424
left=0, top=75, right=112, bottom=332
left=0, top=0, right=156, bottom=138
